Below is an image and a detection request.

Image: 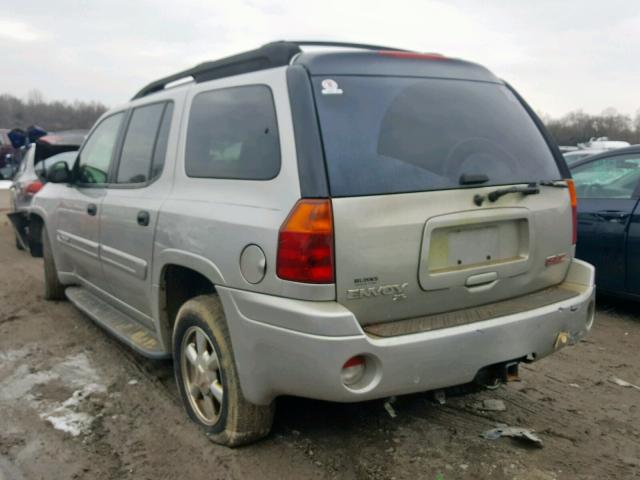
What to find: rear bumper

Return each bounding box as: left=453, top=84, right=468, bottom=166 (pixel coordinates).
left=219, top=259, right=595, bottom=405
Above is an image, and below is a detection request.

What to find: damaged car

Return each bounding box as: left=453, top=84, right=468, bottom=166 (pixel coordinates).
left=9, top=130, right=85, bottom=252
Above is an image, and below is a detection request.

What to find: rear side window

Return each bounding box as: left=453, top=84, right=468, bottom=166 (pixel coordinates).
left=116, top=102, right=171, bottom=184
left=78, top=113, right=125, bottom=184
left=185, top=85, right=280, bottom=180
left=313, top=76, right=561, bottom=196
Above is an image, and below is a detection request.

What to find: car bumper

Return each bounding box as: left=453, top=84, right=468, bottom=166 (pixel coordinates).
left=218, top=259, right=595, bottom=405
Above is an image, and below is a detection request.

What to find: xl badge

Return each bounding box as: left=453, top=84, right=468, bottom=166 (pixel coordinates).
left=347, top=283, right=409, bottom=301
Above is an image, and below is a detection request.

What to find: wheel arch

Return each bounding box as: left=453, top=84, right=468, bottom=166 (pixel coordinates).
left=28, top=212, right=45, bottom=257
left=154, top=250, right=225, bottom=353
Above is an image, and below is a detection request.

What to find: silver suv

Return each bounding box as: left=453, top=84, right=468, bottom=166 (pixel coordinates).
left=30, top=41, right=596, bottom=446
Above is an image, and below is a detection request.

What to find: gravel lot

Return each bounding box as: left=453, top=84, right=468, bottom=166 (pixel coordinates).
left=0, top=215, right=638, bottom=480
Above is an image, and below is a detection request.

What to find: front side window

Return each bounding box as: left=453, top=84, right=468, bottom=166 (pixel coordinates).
left=116, top=102, right=170, bottom=184
left=150, top=103, right=173, bottom=181
left=572, top=154, right=640, bottom=198
left=185, top=85, right=280, bottom=180
left=77, top=113, right=125, bottom=184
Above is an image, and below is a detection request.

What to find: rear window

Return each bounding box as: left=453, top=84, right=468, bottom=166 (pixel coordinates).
left=312, top=76, right=561, bottom=196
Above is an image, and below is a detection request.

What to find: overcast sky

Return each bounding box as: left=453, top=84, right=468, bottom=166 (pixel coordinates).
left=0, top=0, right=638, bottom=118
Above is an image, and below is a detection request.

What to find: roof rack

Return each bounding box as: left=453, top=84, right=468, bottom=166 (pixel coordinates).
left=285, top=40, right=412, bottom=52
left=132, top=40, right=411, bottom=100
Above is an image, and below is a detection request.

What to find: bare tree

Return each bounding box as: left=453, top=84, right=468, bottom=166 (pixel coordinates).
left=0, top=93, right=108, bottom=132
left=544, top=109, right=640, bottom=146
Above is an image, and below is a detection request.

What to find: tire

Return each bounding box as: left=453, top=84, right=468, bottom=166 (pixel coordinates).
left=43, top=226, right=66, bottom=301
left=173, top=294, right=274, bottom=447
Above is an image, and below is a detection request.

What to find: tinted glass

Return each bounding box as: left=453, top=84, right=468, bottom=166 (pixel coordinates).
left=313, top=76, right=560, bottom=196
left=78, top=113, right=124, bottom=184
left=185, top=86, right=280, bottom=179
left=150, top=103, right=173, bottom=181
left=117, top=103, right=166, bottom=184
left=572, top=154, right=640, bottom=198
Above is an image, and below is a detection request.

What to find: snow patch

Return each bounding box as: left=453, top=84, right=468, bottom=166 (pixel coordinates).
left=40, top=383, right=106, bottom=436
left=0, top=347, right=30, bottom=362
left=0, top=350, right=107, bottom=436
left=0, top=364, right=59, bottom=401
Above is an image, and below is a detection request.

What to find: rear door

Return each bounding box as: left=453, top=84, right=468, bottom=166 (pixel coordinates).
left=56, top=112, right=126, bottom=291
left=312, top=75, right=572, bottom=326
left=572, top=152, right=640, bottom=293
left=99, top=101, right=175, bottom=324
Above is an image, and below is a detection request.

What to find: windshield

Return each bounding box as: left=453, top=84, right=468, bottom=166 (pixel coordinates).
left=312, top=76, right=561, bottom=197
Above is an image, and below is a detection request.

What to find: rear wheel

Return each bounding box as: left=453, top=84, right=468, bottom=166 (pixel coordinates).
left=43, top=227, right=66, bottom=300
left=173, top=294, right=274, bottom=446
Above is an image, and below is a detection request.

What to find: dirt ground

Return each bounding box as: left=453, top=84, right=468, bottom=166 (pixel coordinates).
left=0, top=218, right=638, bottom=480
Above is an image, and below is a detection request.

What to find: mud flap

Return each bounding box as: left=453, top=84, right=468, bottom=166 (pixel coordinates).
left=7, top=212, right=29, bottom=250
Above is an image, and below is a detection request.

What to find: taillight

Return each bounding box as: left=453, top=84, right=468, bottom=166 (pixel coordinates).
left=276, top=199, right=334, bottom=283
left=378, top=50, right=445, bottom=60
left=567, top=179, right=578, bottom=244
left=25, top=180, right=43, bottom=196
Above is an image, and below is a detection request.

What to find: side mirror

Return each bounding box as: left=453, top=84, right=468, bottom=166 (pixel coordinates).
left=46, top=161, right=72, bottom=184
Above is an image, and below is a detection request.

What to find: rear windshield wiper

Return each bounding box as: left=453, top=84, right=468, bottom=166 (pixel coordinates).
left=474, top=183, right=540, bottom=206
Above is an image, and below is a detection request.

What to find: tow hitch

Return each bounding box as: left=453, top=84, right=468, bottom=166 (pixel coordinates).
left=475, top=360, right=521, bottom=389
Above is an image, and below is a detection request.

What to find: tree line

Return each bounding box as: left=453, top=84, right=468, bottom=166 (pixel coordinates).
left=541, top=109, right=640, bottom=147
left=0, top=90, right=107, bottom=133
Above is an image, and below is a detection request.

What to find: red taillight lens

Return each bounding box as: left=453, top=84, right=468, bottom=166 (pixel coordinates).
left=25, top=180, right=43, bottom=195
left=276, top=199, right=334, bottom=283
left=567, top=179, right=578, bottom=244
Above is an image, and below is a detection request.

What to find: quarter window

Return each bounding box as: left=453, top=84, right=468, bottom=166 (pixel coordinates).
left=185, top=85, right=280, bottom=180
left=116, top=103, right=170, bottom=184
left=78, top=113, right=125, bottom=184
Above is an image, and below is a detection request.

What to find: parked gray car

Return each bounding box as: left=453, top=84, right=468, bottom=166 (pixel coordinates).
left=29, top=41, right=595, bottom=446
left=9, top=131, right=85, bottom=251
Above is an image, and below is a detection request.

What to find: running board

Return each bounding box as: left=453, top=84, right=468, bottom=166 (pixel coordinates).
left=65, top=286, right=169, bottom=359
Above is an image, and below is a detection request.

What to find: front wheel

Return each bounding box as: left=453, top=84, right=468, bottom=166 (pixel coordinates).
left=173, top=294, right=274, bottom=446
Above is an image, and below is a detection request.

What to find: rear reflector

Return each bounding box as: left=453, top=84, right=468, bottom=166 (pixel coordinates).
left=378, top=50, right=445, bottom=60
left=276, top=199, right=335, bottom=283
left=341, top=356, right=366, bottom=386
left=566, top=179, right=577, bottom=244
left=25, top=180, right=43, bottom=196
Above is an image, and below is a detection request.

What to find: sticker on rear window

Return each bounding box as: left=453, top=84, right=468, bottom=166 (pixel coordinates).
left=321, top=79, right=343, bottom=95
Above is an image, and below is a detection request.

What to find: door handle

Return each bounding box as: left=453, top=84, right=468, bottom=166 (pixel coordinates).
left=137, top=210, right=150, bottom=226
left=87, top=203, right=97, bottom=216
left=596, top=210, right=629, bottom=222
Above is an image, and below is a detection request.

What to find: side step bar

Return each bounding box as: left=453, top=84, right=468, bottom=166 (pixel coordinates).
left=66, top=286, right=169, bottom=359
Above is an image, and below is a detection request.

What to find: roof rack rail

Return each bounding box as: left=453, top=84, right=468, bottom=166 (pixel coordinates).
left=284, top=40, right=413, bottom=52
left=132, top=40, right=412, bottom=100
